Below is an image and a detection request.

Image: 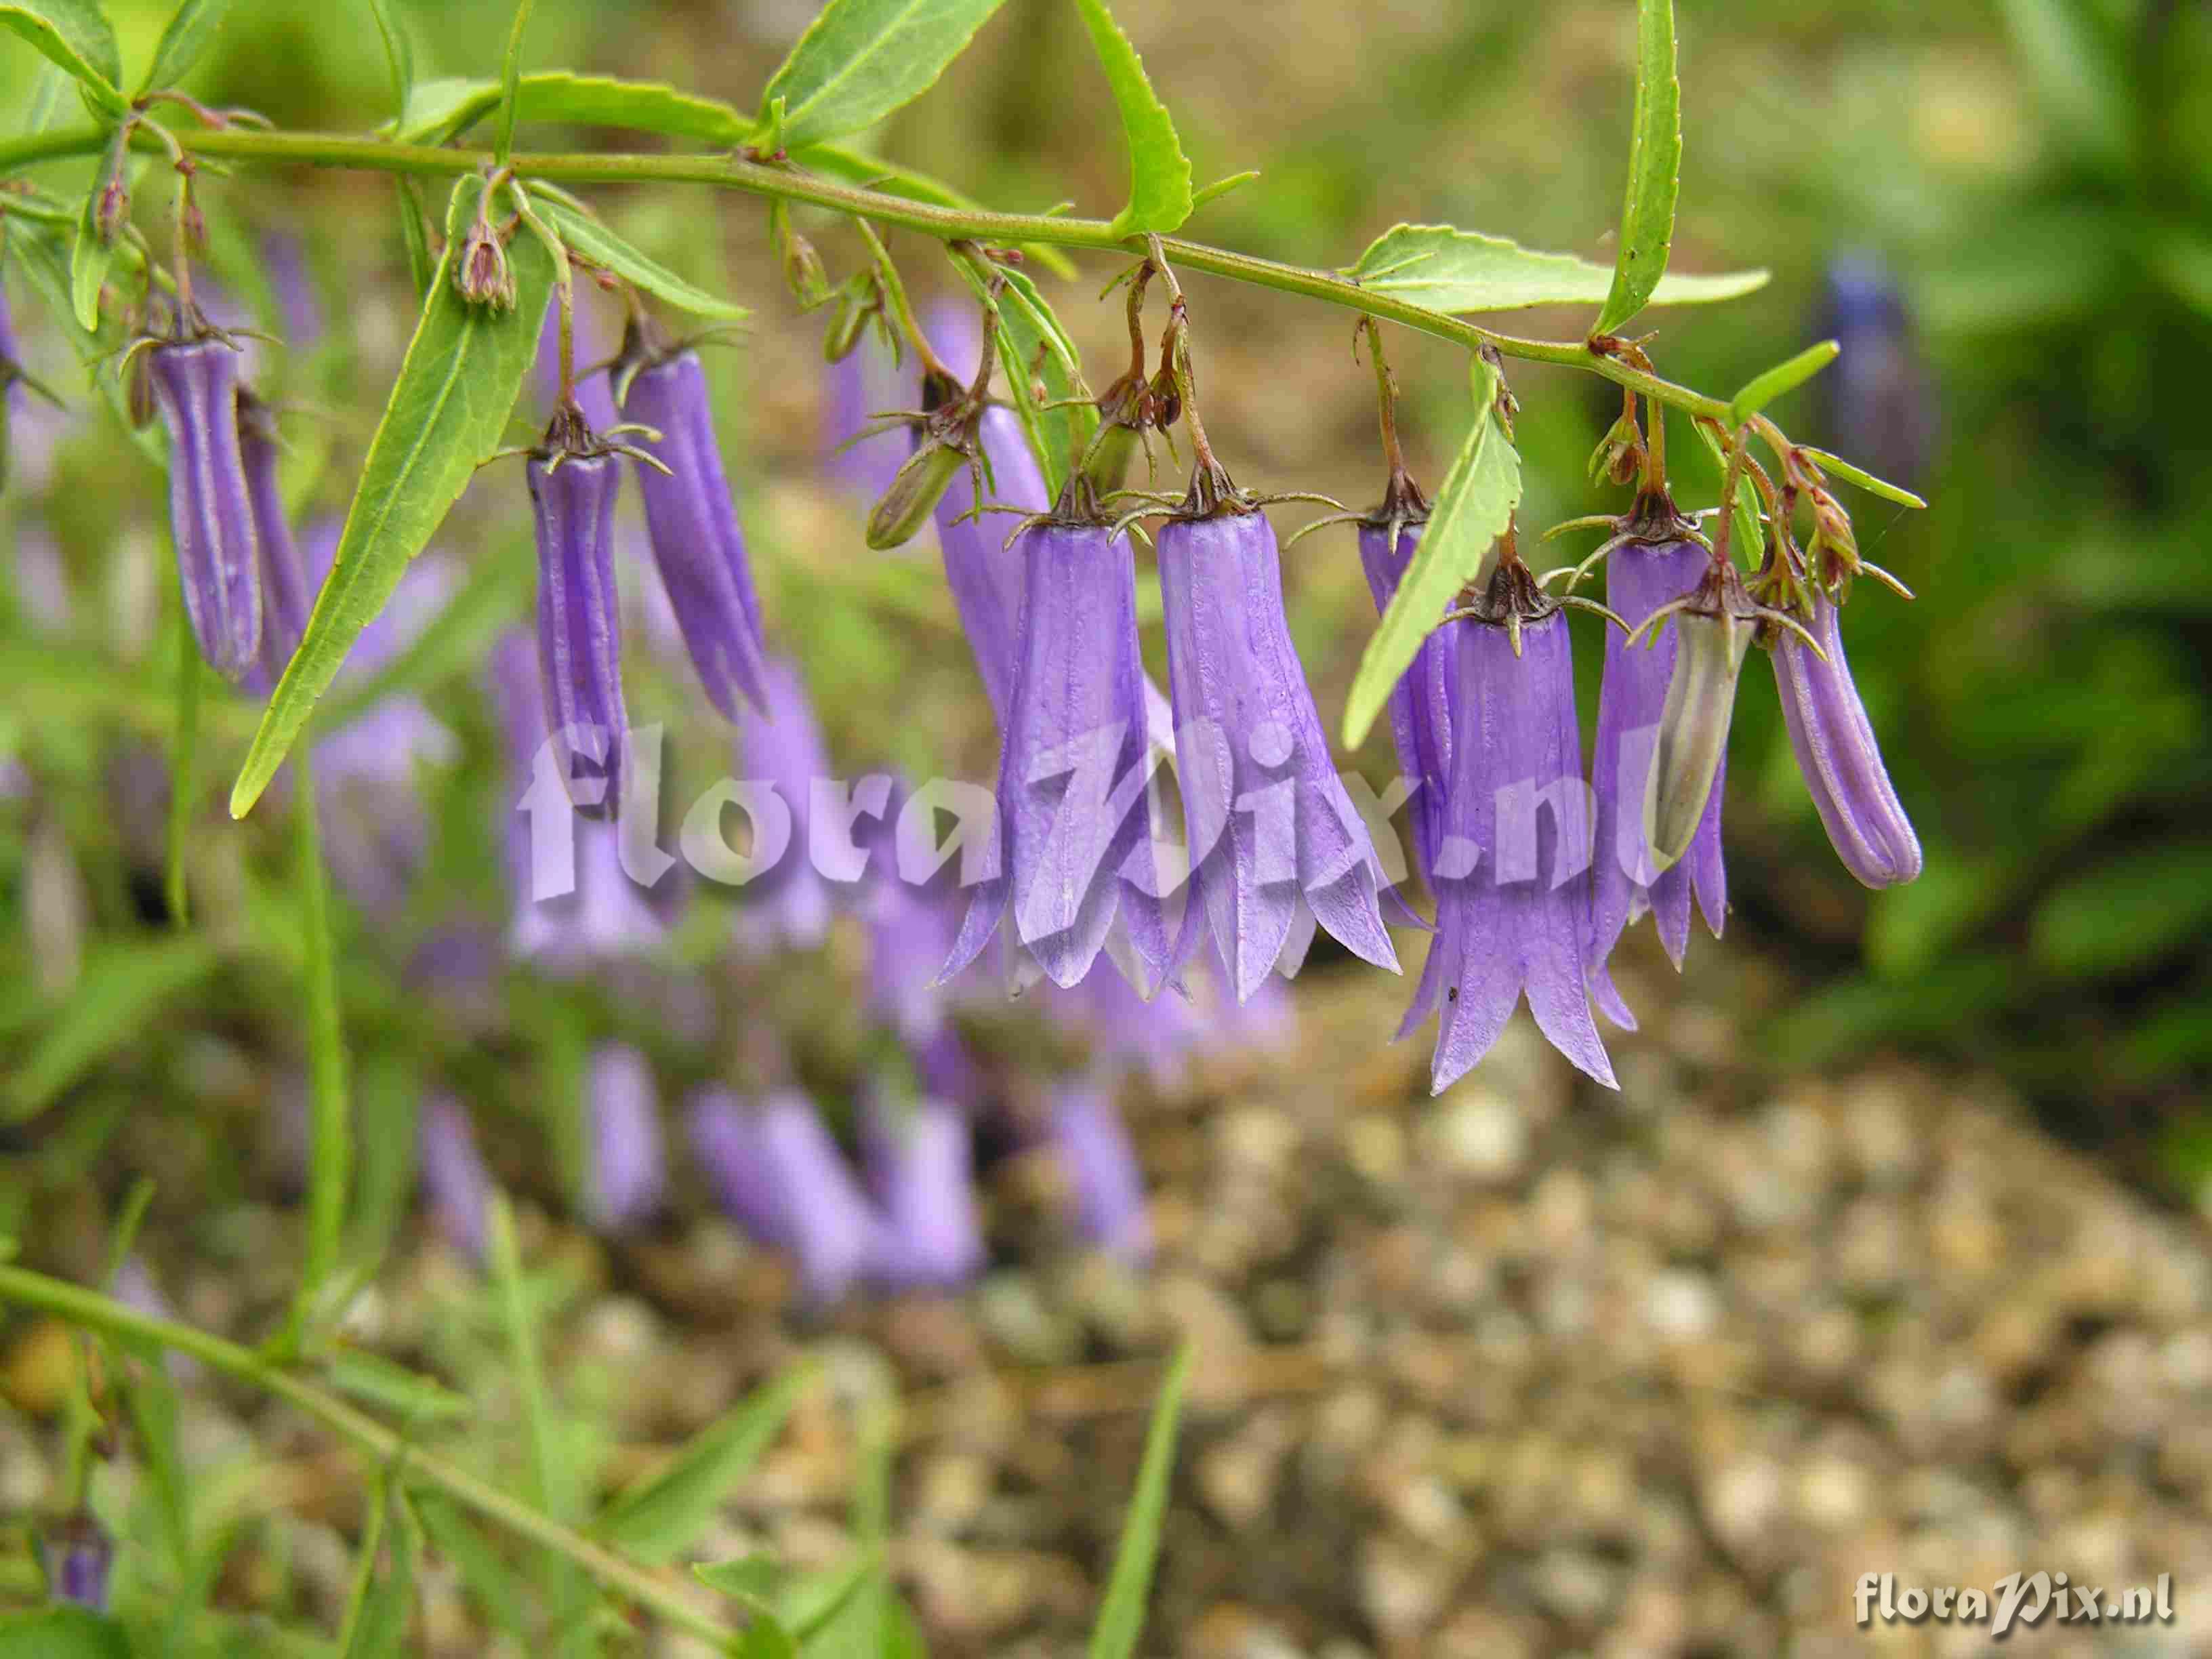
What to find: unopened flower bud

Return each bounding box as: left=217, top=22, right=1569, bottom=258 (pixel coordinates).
left=821, top=278, right=875, bottom=363
left=1588, top=407, right=1644, bottom=487
left=453, top=220, right=516, bottom=312
left=865, top=436, right=965, bottom=550
left=1769, top=592, right=1921, bottom=887
left=94, top=175, right=130, bottom=245
left=1647, top=607, right=1752, bottom=868
left=771, top=202, right=830, bottom=309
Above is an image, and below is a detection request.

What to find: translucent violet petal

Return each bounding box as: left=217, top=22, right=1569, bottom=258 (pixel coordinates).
left=529, top=449, right=629, bottom=810
left=1357, top=519, right=1456, bottom=893
left=147, top=337, right=262, bottom=680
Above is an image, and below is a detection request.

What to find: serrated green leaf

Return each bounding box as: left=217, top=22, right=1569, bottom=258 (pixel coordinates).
left=391, top=71, right=754, bottom=148
left=1086, top=1344, right=1191, bottom=1659
left=1069, top=0, right=1192, bottom=238
left=4, top=935, right=222, bottom=1120
left=1592, top=0, right=1681, bottom=337
left=2031, top=844, right=2212, bottom=977
left=228, top=174, right=552, bottom=819
left=597, top=1364, right=813, bottom=1561
left=1343, top=355, right=1521, bottom=747
left=1727, top=339, right=1837, bottom=429
left=759, top=0, right=1010, bottom=148
left=0, top=1, right=125, bottom=110
left=0, top=1608, right=130, bottom=1659
left=531, top=197, right=747, bottom=322
left=1347, top=223, right=1763, bottom=315
left=138, top=0, right=234, bottom=93
left=68, top=188, right=110, bottom=333
left=323, top=1349, right=470, bottom=1424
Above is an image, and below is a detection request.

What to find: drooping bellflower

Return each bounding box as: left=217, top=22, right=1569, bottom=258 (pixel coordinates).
left=688, top=1088, right=885, bottom=1307
left=236, top=391, right=314, bottom=695
left=584, top=1044, right=665, bottom=1235
left=1769, top=592, right=1923, bottom=888
left=1355, top=497, right=1454, bottom=892
left=1156, top=480, right=1399, bottom=1000
left=1816, top=253, right=1936, bottom=493
left=146, top=335, right=261, bottom=679
left=858, top=1088, right=985, bottom=1290
left=1590, top=526, right=1727, bottom=973
left=528, top=405, right=629, bottom=811
left=615, top=321, right=773, bottom=720
left=942, top=514, right=1172, bottom=994
left=1407, top=562, right=1618, bottom=1091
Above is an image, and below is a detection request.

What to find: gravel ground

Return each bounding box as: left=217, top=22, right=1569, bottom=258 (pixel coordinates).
left=6, top=930, right=2209, bottom=1657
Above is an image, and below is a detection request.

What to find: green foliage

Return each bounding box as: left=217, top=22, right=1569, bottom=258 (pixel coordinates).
left=1727, top=340, right=1838, bottom=430
left=392, top=71, right=754, bottom=146
left=758, top=0, right=1010, bottom=148
left=230, top=171, right=553, bottom=818
left=0, top=1, right=125, bottom=112
left=596, top=1364, right=813, bottom=1561
left=1342, top=350, right=1521, bottom=747
left=1347, top=223, right=1763, bottom=314
left=1069, top=0, right=1192, bottom=239
left=1085, top=1345, right=1191, bottom=1659
left=0, top=1608, right=130, bottom=1658
left=529, top=194, right=748, bottom=321
left=4, top=935, right=222, bottom=1120
left=139, top=0, right=239, bottom=94
left=1592, top=0, right=1680, bottom=337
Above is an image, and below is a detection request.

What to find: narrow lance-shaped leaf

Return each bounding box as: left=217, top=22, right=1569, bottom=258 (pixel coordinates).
left=1727, top=339, right=1837, bottom=430
left=1591, top=0, right=1681, bottom=338
left=1343, top=352, right=1522, bottom=748
left=1086, top=1344, right=1193, bottom=1659
left=596, top=1364, right=814, bottom=1561
left=230, top=173, right=552, bottom=818
left=391, top=70, right=754, bottom=147
left=1347, top=223, right=1763, bottom=314
left=494, top=0, right=533, bottom=163
left=1800, top=445, right=1926, bottom=510
left=1070, top=0, right=1193, bottom=238
left=363, top=0, right=413, bottom=117
left=758, top=0, right=1011, bottom=148
left=0, top=1, right=125, bottom=111
left=138, top=0, right=236, bottom=94
left=530, top=196, right=748, bottom=321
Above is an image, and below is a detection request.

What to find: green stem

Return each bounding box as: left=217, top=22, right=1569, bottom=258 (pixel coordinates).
left=0, top=122, right=1736, bottom=420
left=0, top=1263, right=739, bottom=1649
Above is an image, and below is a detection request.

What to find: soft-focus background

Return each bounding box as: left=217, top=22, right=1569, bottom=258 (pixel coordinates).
left=5, top=1, right=2212, bottom=1654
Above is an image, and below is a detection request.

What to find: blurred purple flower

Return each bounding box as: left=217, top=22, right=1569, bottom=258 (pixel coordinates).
left=147, top=336, right=261, bottom=679
left=689, top=1088, right=885, bottom=1306
left=859, top=1089, right=985, bottom=1290
left=1156, top=501, right=1399, bottom=1000
left=1047, top=1078, right=1151, bottom=1263
left=12, top=525, right=73, bottom=633
left=584, top=1044, right=665, bottom=1234
left=823, top=327, right=915, bottom=506
left=40, top=1514, right=110, bottom=1611
left=1406, top=588, right=1617, bottom=1092
left=1769, top=593, right=1923, bottom=888
left=418, top=1093, right=491, bottom=1261
left=1817, top=253, right=1936, bottom=493
left=943, top=518, right=1172, bottom=995
left=731, top=655, right=836, bottom=955
left=1591, top=535, right=1725, bottom=979
left=260, top=230, right=324, bottom=346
